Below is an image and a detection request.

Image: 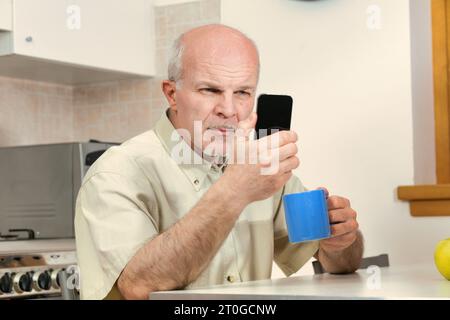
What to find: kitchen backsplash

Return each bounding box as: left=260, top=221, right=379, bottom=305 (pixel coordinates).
left=0, top=0, right=220, bottom=146
left=0, top=77, right=73, bottom=146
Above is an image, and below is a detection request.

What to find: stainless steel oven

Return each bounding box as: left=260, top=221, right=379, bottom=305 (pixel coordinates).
left=0, top=141, right=117, bottom=240
left=0, top=141, right=117, bottom=299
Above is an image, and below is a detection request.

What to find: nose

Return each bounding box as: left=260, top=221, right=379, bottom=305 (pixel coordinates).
left=215, top=92, right=237, bottom=119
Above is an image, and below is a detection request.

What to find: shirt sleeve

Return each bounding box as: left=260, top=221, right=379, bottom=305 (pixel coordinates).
left=273, top=175, right=319, bottom=276
left=74, top=169, right=159, bottom=300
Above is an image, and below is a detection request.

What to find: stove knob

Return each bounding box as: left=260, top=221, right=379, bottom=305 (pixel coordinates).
left=32, top=270, right=51, bottom=291
left=50, top=269, right=63, bottom=289
left=13, top=272, right=32, bottom=293
left=0, top=273, right=13, bottom=293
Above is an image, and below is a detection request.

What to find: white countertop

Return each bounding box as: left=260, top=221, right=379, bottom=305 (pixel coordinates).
left=150, top=263, right=450, bottom=300
left=0, top=238, right=76, bottom=254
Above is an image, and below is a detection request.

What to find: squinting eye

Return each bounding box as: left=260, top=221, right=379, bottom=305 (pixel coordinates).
left=200, top=88, right=221, bottom=94
left=236, top=91, right=251, bottom=96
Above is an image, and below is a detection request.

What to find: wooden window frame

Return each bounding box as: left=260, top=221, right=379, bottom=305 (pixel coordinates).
left=397, top=0, right=450, bottom=216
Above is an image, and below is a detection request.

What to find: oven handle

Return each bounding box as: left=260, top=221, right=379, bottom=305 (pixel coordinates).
left=8, top=229, right=35, bottom=240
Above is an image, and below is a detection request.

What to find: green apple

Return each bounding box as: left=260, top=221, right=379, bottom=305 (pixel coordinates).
left=435, top=238, right=450, bottom=280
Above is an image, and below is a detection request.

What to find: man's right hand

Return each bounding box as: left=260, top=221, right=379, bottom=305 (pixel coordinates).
left=222, top=112, right=300, bottom=207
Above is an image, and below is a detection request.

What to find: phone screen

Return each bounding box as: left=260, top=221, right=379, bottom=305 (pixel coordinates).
left=255, top=94, right=293, bottom=139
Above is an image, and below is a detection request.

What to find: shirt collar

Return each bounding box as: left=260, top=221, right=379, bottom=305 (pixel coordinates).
left=154, top=109, right=227, bottom=191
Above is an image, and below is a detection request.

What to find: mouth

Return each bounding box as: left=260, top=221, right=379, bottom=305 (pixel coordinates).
left=217, top=128, right=233, bottom=134
left=207, top=126, right=236, bottom=135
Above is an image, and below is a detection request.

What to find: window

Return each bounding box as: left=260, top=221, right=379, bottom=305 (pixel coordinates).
left=397, top=0, right=450, bottom=216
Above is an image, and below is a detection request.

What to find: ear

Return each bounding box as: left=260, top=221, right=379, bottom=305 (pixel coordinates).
left=162, top=80, right=178, bottom=112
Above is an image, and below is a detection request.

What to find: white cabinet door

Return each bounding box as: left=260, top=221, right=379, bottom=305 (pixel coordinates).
left=12, top=0, right=154, bottom=76
left=0, top=0, right=12, bottom=31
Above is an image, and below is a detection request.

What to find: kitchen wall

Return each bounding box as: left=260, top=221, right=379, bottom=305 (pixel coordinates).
left=222, top=0, right=450, bottom=278
left=0, top=0, right=220, bottom=146
left=0, top=76, right=73, bottom=146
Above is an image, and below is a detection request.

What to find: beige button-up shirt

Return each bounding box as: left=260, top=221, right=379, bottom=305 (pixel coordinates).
left=75, top=110, right=319, bottom=300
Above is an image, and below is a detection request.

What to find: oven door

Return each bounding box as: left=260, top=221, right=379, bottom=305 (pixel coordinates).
left=0, top=144, right=74, bottom=239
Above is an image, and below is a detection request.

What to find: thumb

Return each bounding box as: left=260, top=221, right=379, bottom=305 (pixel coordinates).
left=316, top=187, right=329, bottom=199
left=238, top=112, right=257, bottom=138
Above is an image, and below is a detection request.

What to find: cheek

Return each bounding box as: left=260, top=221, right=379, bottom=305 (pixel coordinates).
left=178, top=92, right=215, bottom=120
left=237, top=98, right=255, bottom=120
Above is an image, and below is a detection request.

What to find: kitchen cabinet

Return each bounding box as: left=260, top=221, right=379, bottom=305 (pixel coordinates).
left=0, top=0, right=12, bottom=31
left=0, top=0, right=155, bottom=84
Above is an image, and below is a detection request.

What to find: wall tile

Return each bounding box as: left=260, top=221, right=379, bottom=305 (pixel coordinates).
left=133, top=79, right=153, bottom=100
left=0, top=76, right=73, bottom=147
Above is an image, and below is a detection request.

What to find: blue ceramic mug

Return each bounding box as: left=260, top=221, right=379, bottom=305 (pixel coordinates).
left=283, top=189, right=331, bottom=243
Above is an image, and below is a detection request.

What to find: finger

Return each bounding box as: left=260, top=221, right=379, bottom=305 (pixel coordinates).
left=330, top=219, right=359, bottom=237
left=238, top=112, right=257, bottom=138
left=327, top=196, right=351, bottom=210
left=258, top=130, right=297, bottom=148
left=339, top=231, right=357, bottom=243
left=278, top=142, right=298, bottom=161
left=278, top=156, right=300, bottom=173
left=258, top=143, right=297, bottom=166
left=321, top=231, right=357, bottom=248
left=328, top=208, right=357, bottom=224
left=316, top=187, right=329, bottom=199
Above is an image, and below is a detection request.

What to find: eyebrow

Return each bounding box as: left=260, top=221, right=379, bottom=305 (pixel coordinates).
left=196, top=81, right=256, bottom=91
left=196, top=81, right=222, bottom=88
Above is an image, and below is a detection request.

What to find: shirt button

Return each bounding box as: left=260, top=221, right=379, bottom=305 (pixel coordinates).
left=226, top=275, right=235, bottom=283
left=193, top=179, right=199, bottom=185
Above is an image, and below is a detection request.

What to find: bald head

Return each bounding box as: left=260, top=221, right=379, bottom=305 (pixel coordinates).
left=168, top=24, right=260, bottom=85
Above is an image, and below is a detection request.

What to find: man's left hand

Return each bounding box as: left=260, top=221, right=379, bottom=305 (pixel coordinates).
left=318, top=187, right=359, bottom=254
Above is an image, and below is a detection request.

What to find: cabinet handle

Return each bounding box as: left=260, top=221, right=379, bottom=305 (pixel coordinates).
left=25, top=36, right=33, bottom=42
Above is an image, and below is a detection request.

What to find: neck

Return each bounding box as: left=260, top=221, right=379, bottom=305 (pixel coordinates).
left=167, top=108, right=178, bottom=129
left=167, top=108, right=205, bottom=161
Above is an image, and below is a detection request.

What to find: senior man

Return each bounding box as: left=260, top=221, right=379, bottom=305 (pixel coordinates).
left=75, top=24, right=363, bottom=300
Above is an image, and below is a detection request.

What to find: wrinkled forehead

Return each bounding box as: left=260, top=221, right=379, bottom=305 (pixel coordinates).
left=181, top=31, right=260, bottom=84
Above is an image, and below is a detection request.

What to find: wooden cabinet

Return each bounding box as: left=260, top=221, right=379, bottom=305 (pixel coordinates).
left=0, top=0, right=155, bottom=84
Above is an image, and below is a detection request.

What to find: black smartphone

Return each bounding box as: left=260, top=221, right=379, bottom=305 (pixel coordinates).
left=255, top=94, right=293, bottom=139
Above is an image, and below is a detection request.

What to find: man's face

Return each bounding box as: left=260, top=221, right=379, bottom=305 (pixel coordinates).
left=166, top=38, right=259, bottom=158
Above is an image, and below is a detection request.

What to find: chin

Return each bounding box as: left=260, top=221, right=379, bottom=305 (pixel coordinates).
left=203, top=141, right=231, bottom=158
